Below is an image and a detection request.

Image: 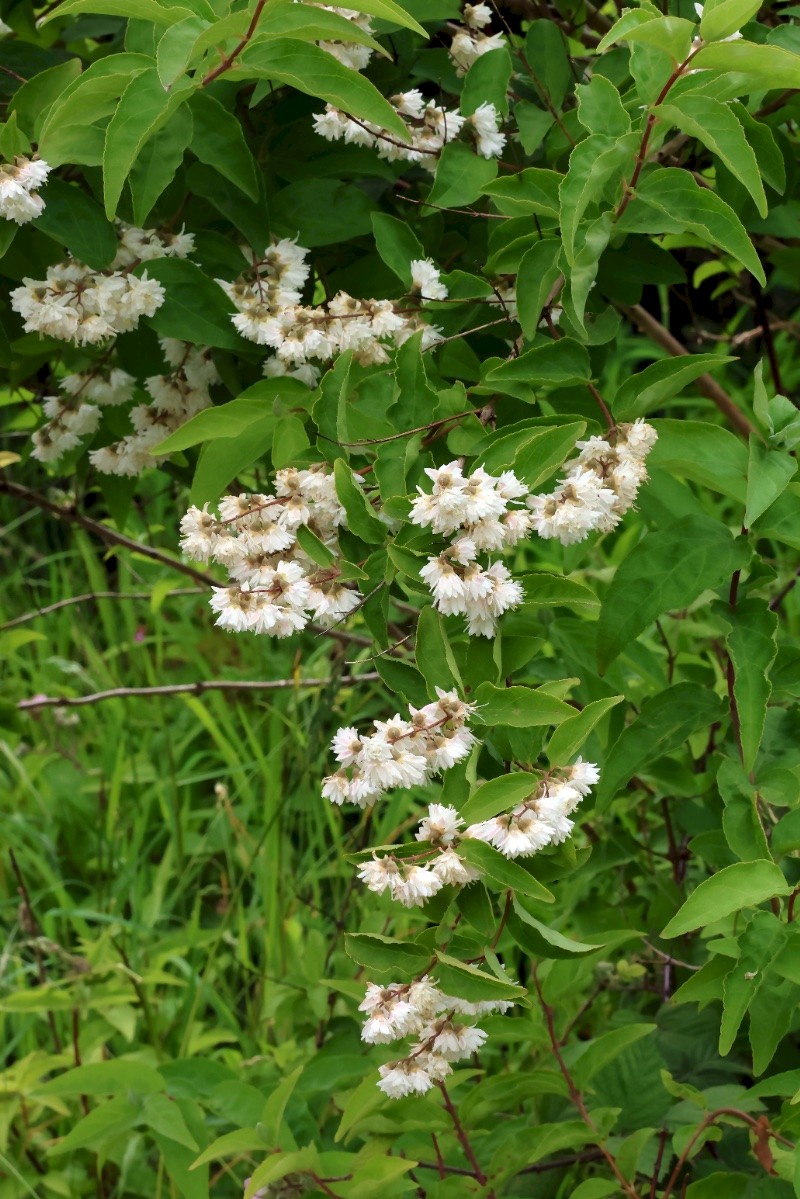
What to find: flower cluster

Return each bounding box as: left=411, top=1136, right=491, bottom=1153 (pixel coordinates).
left=32, top=366, right=135, bottom=464
left=317, top=3, right=375, bottom=70
left=469, top=759, right=599, bottom=858
left=10, top=222, right=192, bottom=346
left=527, top=420, right=658, bottom=545
left=221, top=237, right=444, bottom=371
left=0, top=155, right=49, bottom=224
left=359, top=975, right=509, bottom=1097
left=180, top=467, right=362, bottom=636
left=89, top=340, right=218, bottom=477
left=358, top=801, right=480, bottom=906
left=323, top=689, right=476, bottom=811
left=313, top=91, right=504, bottom=166
left=412, top=461, right=530, bottom=636
left=449, top=4, right=507, bottom=74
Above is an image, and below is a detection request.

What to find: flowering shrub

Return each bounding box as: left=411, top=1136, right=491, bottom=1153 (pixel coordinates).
left=3, top=0, right=800, bottom=1195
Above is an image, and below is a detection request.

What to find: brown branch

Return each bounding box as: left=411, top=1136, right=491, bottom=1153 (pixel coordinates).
left=17, top=674, right=380, bottom=711
left=1, top=588, right=203, bottom=630
left=201, top=0, right=269, bottom=86
left=615, top=304, right=758, bottom=440
left=437, top=1082, right=495, bottom=1195
left=0, top=477, right=216, bottom=587
left=661, top=1108, right=792, bottom=1199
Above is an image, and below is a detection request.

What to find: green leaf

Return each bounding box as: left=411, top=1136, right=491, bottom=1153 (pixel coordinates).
left=661, top=859, right=791, bottom=938
left=333, top=461, right=385, bottom=544
left=725, top=597, right=778, bottom=772
left=597, top=684, right=725, bottom=808
left=614, top=354, right=736, bottom=420
left=572, top=1025, right=657, bottom=1085
left=154, top=398, right=269, bottom=455
left=34, top=1060, right=166, bottom=1097
left=507, top=898, right=599, bottom=959
left=516, top=239, right=562, bottom=340
left=434, top=951, right=526, bottom=1002
left=482, top=168, right=561, bottom=218
left=10, top=59, right=82, bottom=140
left=745, top=436, right=797, bottom=526
left=189, top=92, right=259, bottom=202
left=34, top=178, right=117, bottom=270
left=700, top=0, right=761, bottom=42
left=415, top=606, right=463, bottom=694
left=191, top=414, right=276, bottom=505
left=103, top=69, right=193, bottom=219
left=559, top=132, right=638, bottom=264
left=524, top=19, right=571, bottom=109
left=134, top=258, right=242, bottom=350
left=483, top=339, right=590, bottom=392
left=718, top=757, right=771, bottom=861
left=42, top=0, right=199, bottom=24
left=657, top=96, right=767, bottom=217
left=237, top=39, right=410, bottom=142
left=460, top=47, right=513, bottom=117
left=576, top=74, right=631, bottom=137
left=157, top=16, right=209, bottom=87
left=648, top=419, right=748, bottom=502
left=428, top=141, right=497, bottom=209
left=512, top=423, right=587, bottom=489
left=547, top=696, right=624, bottom=766
left=344, top=932, right=431, bottom=975
left=140, top=1093, right=198, bottom=1150
left=457, top=839, right=555, bottom=902
left=474, top=682, right=575, bottom=728
left=597, top=516, right=749, bottom=672
left=190, top=1129, right=264, bottom=1170
left=301, top=0, right=427, bottom=35
left=460, top=772, right=538, bottom=825
left=617, top=167, right=766, bottom=285
left=371, top=212, right=424, bottom=286
left=719, top=911, right=787, bottom=1055
left=617, top=14, right=695, bottom=60
left=519, top=573, right=600, bottom=612
left=259, top=1064, right=304, bottom=1148
left=50, top=1095, right=138, bottom=1155
left=129, top=103, right=194, bottom=225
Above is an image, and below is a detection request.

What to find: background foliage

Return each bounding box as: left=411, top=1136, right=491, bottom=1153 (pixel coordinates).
left=3, top=0, right=800, bottom=1195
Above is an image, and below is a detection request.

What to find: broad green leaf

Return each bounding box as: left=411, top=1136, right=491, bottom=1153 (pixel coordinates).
left=245, top=1148, right=321, bottom=1199
left=719, top=911, right=787, bottom=1054
left=748, top=975, right=797, bottom=1074
left=597, top=8, right=659, bottom=53
left=140, top=1093, right=198, bottom=1150
left=191, top=413, right=276, bottom=504
left=157, top=15, right=209, bottom=86
left=129, top=103, right=194, bottom=225
left=598, top=684, right=725, bottom=808
left=617, top=167, right=766, bottom=285
left=618, top=14, right=695, bottom=60
left=333, top=460, right=385, bottom=544
left=34, top=1060, right=166, bottom=1097
left=482, top=168, right=561, bottom=218
left=717, top=757, right=771, bottom=861
left=371, top=212, right=423, bottom=286
left=576, top=75, right=631, bottom=137
left=648, top=419, right=748, bottom=501
left=730, top=102, right=785, bottom=194
left=34, top=178, right=117, bottom=270
left=296, top=0, right=427, bottom=35
left=725, top=598, right=778, bottom=772
left=10, top=59, right=82, bottom=140
left=103, top=69, right=194, bottom=219
left=189, top=92, right=259, bottom=201
left=483, top=339, right=590, bottom=392
left=613, top=354, right=736, bottom=420
left=42, top=0, right=199, bottom=24
left=153, top=398, right=269, bottom=455
left=344, top=932, right=431, bottom=975
left=134, top=259, right=243, bottom=349
left=38, top=55, right=154, bottom=166
left=513, top=423, right=587, bottom=489
left=571, top=1025, right=656, bottom=1085
left=519, top=573, right=599, bottom=612
left=516, top=239, right=561, bottom=339
left=473, top=682, right=575, bottom=728
left=457, top=838, right=555, bottom=902
left=434, top=952, right=526, bottom=1002
left=415, top=606, right=463, bottom=694
left=237, top=39, right=410, bottom=141
left=745, top=436, right=797, bottom=526
left=657, top=96, right=767, bottom=216
left=507, top=899, right=599, bottom=959
left=547, top=696, right=624, bottom=766
left=661, top=859, right=791, bottom=937
left=560, top=132, right=638, bottom=264
left=259, top=1064, right=304, bottom=1148
left=524, top=19, right=571, bottom=107
left=428, top=141, right=498, bottom=209
left=597, top=515, right=749, bottom=671
left=49, top=1095, right=139, bottom=1154
left=460, top=772, right=538, bottom=825
left=190, top=1128, right=264, bottom=1169
left=700, top=0, right=762, bottom=42
left=251, top=5, right=387, bottom=57
left=460, top=47, right=513, bottom=117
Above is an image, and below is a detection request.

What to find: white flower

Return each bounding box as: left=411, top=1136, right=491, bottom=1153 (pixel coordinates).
left=470, top=102, right=506, bottom=159
left=378, top=1057, right=441, bottom=1097
left=423, top=1019, right=487, bottom=1060
left=390, top=864, right=443, bottom=908
left=416, top=803, right=463, bottom=846
left=357, top=855, right=400, bottom=894
left=410, top=258, right=448, bottom=302
left=464, top=2, right=492, bottom=28
left=431, top=848, right=479, bottom=886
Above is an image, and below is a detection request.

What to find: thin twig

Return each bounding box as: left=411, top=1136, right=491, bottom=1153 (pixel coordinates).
left=1, top=588, right=203, bottom=630
left=201, top=0, right=268, bottom=86
left=18, top=674, right=380, bottom=711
